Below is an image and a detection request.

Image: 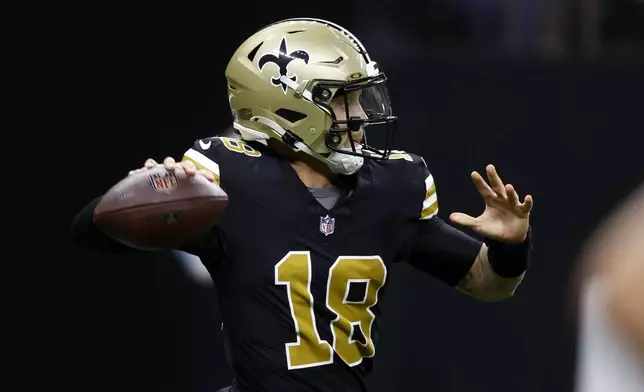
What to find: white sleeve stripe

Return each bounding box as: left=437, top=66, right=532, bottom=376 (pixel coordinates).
left=420, top=172, right=438, bottom=220
left=183, top=148, right=220, bottom=177
left=422, top=193, right=438, bottom=210
left=425, top=174, right=434, bottom=190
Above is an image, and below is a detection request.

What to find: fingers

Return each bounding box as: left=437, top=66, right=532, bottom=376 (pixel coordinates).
left=144, top=159, right=157, bottom=169
left=471, top=171, right=496, bottom=198
left=449, top=212, right=478, bottom=228
left=130, top=158, right=158, bottom=175
left=486, top=164, right=507, bottom=198
left=164, top=157, right=177, bottom=171
left=180, top=160, right=197, bottom=175
left=178, top=160, right=216, bottom=182
left=509, top=185, right=533, bottom=215
left=134, top=157, right=215, bottom=182
left=197, top=169, right=215, bottom=182
left=506, top=184, right=519, bottom=206
left=520, top=194, right=534, bottom=214
left=134, top=157, right=176, bottom=175
left=144, top=157, right=176, bottom=170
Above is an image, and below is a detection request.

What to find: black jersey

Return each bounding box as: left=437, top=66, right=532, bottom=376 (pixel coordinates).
left=179, top=136, right=466, bottom=392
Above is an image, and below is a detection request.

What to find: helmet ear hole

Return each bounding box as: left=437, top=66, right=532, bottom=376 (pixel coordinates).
left=275, top=109, right=307, bottom=123
left=312, top=86, right=333, bottom=101
left=325, top=132, right=342, bottom=147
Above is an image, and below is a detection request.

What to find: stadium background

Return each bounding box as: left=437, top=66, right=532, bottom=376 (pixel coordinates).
left=30, top=1, right=644, bottom=391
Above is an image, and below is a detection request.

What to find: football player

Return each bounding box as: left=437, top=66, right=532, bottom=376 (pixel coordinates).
left=575, top=183, right=644, bottom=392
left=71, top=18, right=534, bottom=392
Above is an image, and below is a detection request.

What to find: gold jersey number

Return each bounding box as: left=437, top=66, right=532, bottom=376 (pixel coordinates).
left=274, top=251, right=387, bottom=369
left=218, top=137, right=261, bottom=157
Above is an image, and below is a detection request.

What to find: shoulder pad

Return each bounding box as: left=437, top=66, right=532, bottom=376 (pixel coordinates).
left=181, top=136, right=263, bottom=186
left=381, top=150, right=439, bottom=220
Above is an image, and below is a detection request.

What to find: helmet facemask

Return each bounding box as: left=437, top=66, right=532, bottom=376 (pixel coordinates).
left=312, top=73, right=397, bottom=161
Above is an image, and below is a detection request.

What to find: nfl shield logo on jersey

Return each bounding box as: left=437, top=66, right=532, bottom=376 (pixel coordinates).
left=149, top=171, right=179, bottom=193
left=319, top=215, right=335, bottom=236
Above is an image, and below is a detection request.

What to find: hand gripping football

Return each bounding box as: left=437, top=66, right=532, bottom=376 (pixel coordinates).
left=93, top=167, right=228, bottom=250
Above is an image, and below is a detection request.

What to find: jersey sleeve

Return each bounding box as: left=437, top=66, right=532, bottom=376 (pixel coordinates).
left=390, top=152, right=438, bottom=221
left=180, top=136, right=263, bottom=193
left=181, top=137, right=223, bottom=186
left=417, top=158, right=439, bottom=220
left=394, top=153, right=481, bottom=286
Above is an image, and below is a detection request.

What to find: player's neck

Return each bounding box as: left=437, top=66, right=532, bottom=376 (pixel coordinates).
left=290, top=161, right=336, bottom=189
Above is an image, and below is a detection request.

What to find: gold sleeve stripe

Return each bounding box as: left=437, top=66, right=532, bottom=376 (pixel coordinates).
left=425, top=184, right=436, bottom=200
left=420, top=174, right=438, bottom=220
left=182, top=148, right=221, bottom=185
left=424, top=174, right=435, bottom=194
left=420, top=202, right=439, bottom=220
left=422, top=193, right=438, bottom=211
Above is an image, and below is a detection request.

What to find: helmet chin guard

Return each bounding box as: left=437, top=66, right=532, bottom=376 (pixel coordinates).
left=234, top=116, right=365, bottom=175
left=326, top=147, right=365, bottom=175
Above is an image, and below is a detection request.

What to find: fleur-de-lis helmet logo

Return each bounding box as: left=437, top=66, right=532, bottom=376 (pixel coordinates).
left=258, top=37, right=310, bottom=94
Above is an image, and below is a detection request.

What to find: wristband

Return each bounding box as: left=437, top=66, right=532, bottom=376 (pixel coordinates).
left=484, top=227, right=532, bottom=278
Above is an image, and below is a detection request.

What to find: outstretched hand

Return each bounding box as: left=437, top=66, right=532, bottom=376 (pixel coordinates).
left=450, top=165, right=533, bottom=244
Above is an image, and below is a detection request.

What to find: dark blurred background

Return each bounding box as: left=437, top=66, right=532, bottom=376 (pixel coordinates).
left=26, top=0, right=644, bottom=391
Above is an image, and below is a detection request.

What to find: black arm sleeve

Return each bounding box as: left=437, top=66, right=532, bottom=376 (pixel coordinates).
left=69, top=196, right=141, bottom=253
left=70, top=196, right=222, bottom=258
left=402, top=216, right=483, bottom=287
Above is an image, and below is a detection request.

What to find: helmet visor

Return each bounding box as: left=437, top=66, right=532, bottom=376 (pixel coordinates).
left=339, top=79, right=394, bottom=123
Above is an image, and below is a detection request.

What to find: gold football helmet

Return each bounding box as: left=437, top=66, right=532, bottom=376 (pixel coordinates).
left=225, top=18, right=397, bottom=174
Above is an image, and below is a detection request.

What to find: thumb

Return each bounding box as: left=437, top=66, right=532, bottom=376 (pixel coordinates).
left=449, top=212, right=478, bottom=228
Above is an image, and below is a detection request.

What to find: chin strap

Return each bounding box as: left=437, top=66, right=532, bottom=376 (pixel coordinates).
left=232, top=121, right=269, bottom=145
left=232, top=116, right=363, bottom=175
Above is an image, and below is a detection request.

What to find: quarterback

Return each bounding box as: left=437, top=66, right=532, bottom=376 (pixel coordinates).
left=71, top=18, right=534, bottom=392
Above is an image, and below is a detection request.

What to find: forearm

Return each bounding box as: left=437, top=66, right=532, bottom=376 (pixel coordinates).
left=70, top=196, right=141, bottom=253
left=71, top=195, right=214, bottom=256
left=605, top=259, right=644, bottom=360
left=457, top=245, right=526, bottom=302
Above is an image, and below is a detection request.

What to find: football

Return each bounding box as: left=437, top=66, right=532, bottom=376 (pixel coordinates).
left=93, top=166, right=228, bottom=250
